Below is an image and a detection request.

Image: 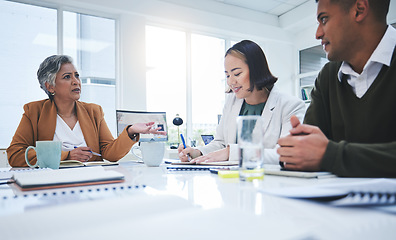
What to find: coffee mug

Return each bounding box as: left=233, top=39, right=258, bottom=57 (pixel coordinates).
left=25, top=141, right=62, bottom=169
left=132, top=142, right=165, bottom=167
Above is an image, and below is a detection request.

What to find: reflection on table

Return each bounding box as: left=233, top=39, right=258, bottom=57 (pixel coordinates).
left=0, top=161, right=395, bottom=240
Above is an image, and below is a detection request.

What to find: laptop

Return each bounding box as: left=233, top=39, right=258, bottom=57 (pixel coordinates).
left=201, top=135, right=214, bottom=145
left=116, top=110, right=168, bottom=142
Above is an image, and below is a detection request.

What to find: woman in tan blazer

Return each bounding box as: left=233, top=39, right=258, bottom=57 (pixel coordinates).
left=7, top=55, right=165, bottom=167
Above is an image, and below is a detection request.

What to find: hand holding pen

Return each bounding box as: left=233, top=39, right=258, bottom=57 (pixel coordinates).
left=70, top=146, right=101, bottom=162
left=178, top=134, right=193, bottom=162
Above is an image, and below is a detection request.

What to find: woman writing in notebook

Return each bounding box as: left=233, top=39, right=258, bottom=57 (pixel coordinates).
left=7, top=55, right=165, bottom=167
left=178, top=40, right=305, bottom=164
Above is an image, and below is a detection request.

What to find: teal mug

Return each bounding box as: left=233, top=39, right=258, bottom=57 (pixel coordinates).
left=25, top=141, right=62, bottom=169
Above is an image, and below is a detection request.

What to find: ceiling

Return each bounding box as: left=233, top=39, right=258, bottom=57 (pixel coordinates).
left=159, top=0, right=311, bottom=17
left=211, top=0, right=310, bottom=16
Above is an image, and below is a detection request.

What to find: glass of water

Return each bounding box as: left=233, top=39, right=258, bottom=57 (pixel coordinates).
left=237, top=115, right=264, bottom=181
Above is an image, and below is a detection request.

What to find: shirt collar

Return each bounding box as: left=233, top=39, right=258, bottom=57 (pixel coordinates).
left=338, top=25, right=396, bottom=82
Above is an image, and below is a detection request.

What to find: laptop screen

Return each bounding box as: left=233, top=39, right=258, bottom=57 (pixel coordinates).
left=116, top=110, right=168, bottom=142
left=201, top=135, right=214, bottom=145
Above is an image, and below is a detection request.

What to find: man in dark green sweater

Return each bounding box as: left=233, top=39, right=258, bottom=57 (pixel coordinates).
left=277, top=0, right=396, bottom=177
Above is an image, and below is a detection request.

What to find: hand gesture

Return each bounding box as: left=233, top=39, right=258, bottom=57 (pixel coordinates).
left=277, top=115, right=328, bottom=171
left=128, top=122, right=167, bottom=136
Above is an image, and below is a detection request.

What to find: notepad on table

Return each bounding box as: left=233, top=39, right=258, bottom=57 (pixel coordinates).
left=263, top=164, right=335, bottom=178
left=167, top=161, right=239, bottom=171
left=60, top=160, right=119, bottom=168
left=260, top=178, right=396, bottom=207
left=171, top=160, right=239, bottom=166
left=12, top=167, right=124, bottom=191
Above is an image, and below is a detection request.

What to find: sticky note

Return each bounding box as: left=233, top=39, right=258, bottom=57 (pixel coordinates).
left=218, top=170, right=239, bottom=178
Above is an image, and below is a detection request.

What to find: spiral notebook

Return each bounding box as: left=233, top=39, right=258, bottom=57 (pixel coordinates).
left=260, top=178, right=396, bottom=207
left=0, top=183, right=146, bottom=217
left=11, top=167, right=124, bottom=191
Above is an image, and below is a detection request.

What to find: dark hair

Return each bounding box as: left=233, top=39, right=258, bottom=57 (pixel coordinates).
left=315, top=0, right=390, bottom=22
left=225, top=40, right=277, bottom=93
left=37, top=55, right=73, bottom=99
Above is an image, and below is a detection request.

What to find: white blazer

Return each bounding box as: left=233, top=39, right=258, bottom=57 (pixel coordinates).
left=196, top=88, right=306, bottom=164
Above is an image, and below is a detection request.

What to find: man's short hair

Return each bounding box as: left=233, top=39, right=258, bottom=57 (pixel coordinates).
left=315, top=0, right=390, bottom=22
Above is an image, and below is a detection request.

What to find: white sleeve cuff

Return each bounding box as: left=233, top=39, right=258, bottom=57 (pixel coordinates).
left=228, top=144, right=239, bottom=161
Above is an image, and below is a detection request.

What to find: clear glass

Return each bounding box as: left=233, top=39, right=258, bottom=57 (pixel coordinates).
left=237, top=116, right=264, bottom=181
left=191, top=34, right=226, bottom=146
left=64, top=12, right=116, bottom=136
left=0, top=1, right=57, bottom=148
left=146, top=26, right=186, bottom=147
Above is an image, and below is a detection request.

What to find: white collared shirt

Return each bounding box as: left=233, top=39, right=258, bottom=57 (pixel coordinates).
left=338, top=25, right=396, bottom=98
left=53, top=115, right=87, bottom=151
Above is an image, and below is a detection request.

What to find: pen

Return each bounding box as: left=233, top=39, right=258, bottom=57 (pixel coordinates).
left=180, top=134, right=192, bottom=162
left=74, top=146, right=101, bottom=156
left=0, top=180, right=16, bottom=185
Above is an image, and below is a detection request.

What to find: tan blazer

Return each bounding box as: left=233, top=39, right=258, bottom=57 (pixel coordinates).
left=7, top=99, right=136, bottom=167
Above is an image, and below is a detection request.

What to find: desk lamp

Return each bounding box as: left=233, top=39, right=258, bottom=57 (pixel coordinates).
left=172, top=114, right=183, bottom=145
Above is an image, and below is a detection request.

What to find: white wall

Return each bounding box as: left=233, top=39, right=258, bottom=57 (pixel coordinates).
left=118, top=14, right=147, bottom=111
left=287, top=0, right=396, bottom=51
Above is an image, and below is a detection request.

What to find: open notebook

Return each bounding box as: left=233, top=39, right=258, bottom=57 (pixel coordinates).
left=60, top=160, right=119, bottom=168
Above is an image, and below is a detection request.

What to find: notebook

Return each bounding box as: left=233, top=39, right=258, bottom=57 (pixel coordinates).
left=263, top=165, right=336, bottom=179
left=167, top=161, right=239, bottom=171
left=171, top=160, right=239, bottom=166
left=260, top=178, right=396, bottom=206
left=60, top=160, right=119, bottom=168
left=12, top=167, right=124, bottom=191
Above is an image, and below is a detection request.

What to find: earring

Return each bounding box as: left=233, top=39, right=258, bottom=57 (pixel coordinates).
left=51, top=92, right=55, bottom=96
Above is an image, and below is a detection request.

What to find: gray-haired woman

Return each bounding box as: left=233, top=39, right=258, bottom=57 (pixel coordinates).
left=7, top=55, right=165, bottom=167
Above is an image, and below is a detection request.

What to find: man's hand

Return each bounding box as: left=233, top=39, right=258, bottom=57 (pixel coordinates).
left=277, top=116, right=329, bottom=171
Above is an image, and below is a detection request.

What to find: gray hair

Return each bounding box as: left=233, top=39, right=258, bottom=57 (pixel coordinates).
left=37, top=55, right=73, bottom=98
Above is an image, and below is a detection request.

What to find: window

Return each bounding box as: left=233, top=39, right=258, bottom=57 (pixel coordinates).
left=0, top=1, right=56, bottom=148
left=191, top=34, right=226, bottom=144
left=146, top=26, right=227, bottom=147
left=146, top=26, right=186, bottom=146
left=298, top=45, right=328, bottom=102
left=64, top=12, right=116, bottom=136
left=0, top=1, right=116, bottom=148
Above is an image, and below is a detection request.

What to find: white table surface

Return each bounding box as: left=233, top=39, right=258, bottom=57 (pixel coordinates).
left=0, top=161, right=395, bottom=240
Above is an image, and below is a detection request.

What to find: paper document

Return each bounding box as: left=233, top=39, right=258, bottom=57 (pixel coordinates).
left=263, top=164, right=335, bottom=178
left=260, top=178, right=396, bottom=206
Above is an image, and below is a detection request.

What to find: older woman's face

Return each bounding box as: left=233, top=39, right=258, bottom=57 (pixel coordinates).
left=51, top=63, right=81, bottom=102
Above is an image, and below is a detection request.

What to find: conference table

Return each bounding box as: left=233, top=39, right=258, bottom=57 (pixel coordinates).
left=0, top=160, right=395, bottom=240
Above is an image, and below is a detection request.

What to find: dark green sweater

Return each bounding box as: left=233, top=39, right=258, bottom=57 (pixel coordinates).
left=304, top=47, right=396, bottom=177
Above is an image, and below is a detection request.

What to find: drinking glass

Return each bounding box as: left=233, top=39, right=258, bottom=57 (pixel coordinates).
left=237, top=116, right=264, bottom=181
